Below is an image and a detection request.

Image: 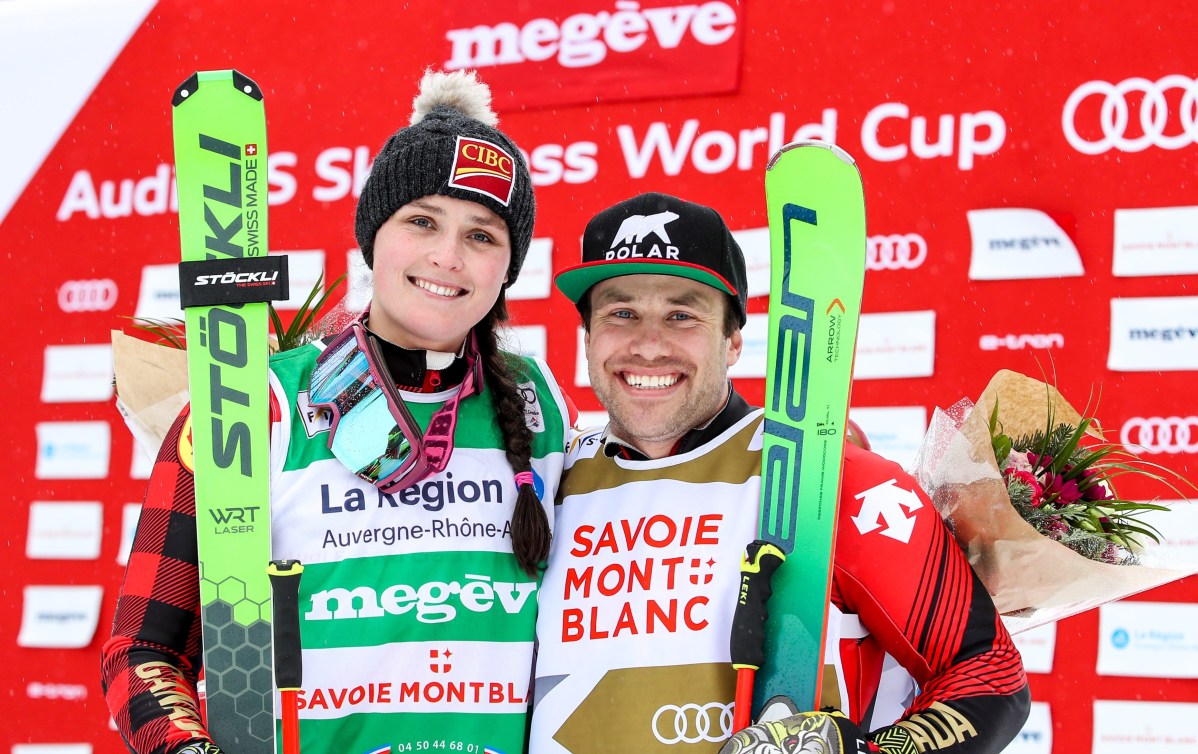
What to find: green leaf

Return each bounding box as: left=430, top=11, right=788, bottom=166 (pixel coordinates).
left=993, top=434, right=1012, bottom=466
left=124, top=315, right=186, bottom=349
left=268, top=271, right=347, bottom=352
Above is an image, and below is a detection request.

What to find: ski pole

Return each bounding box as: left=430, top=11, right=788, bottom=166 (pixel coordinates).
left=268, top=559, right=305, bottom=754
left=729, top=540, right=785, bottom=732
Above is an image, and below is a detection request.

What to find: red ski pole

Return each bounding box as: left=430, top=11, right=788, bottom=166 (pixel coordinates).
left=268, top=559, right=305, bottom=754
left=729, top=540, right=785, bottom=732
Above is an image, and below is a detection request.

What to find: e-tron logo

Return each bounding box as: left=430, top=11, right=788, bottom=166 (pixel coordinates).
left=867, top=233, right=927, bottom=270
left=1121, top=415, right=1198, bottom=454
left=1063, top=75, right=1198, bottom=155
left=58, top=278, right=117, bottom=312
left=651, top=702, right=734, bottom=744
left=978, top=333, right=1064, bottom=350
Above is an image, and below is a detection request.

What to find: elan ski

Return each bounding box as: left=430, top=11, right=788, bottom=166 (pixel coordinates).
left=173, top=69, right=286, bottom=754
left=732, top=141, right=867, bottom=720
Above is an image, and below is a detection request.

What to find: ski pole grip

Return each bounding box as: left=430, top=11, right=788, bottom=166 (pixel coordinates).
left=268, top=559, right=304, bottom=690
left=730, top=540, right=786, bottom=670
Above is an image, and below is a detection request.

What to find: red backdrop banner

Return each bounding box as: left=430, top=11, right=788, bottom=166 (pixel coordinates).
left=3, top=1, right=1197, bottom=751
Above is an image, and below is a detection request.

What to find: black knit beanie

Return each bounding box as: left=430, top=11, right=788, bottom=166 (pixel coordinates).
left=354, top=70, right=535, bottom=287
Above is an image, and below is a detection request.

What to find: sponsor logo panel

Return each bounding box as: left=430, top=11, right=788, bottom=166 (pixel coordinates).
left=130, top=437, right=155, bottom=480
left=57, top=278, right=117, bottom=313
left=1010, top=623, right=1057, bottom=675
left=1138, top=501, right=1198, bottom=563
left=728, top=313, right=767, bottom=379
left=575, top=411, right=610, bottom=431
left=26, top=501, right=103, bottom=560
left=345, top=248, right=374, bottom=312
left=1000, top=702, right=1052, bottom=754
left=1113, top=206, right=1198, bottom=277
left=35, top=421, right=111, bottom=479
left=41, top=344, right=113, bottom=402
left=507, top=238, right=553, bottom=301
left=1108, top=296, right=1198, bottom=371
left=1063, top=75, right=1198, bottom=155
left=731, top=227, right=770, bottom=298
left=1098, top=601, right=1198, bottom=679
left=440, top=1, right=742, bottom=111
left=13, top=743, right=93, bottom=754
left=848, top=406, right=927, bottom=470
left=499, top=324, right=548, bottom=362
left=1093, top=701, right=1198, bottom=752
left=118, top=503, right=142, bottom=566
left=852, top=310, right=936, bottom=380
left=967, top=209, right=1082, bottom=280
left=134, top=262, right=183, bottom=321
left=274, top=250, right=326, bottom=310
left=574, top=327, right=591, bottom=387
left=24, top=684, right=90, bottom=702
left=18, top=585, right=104, bottom=648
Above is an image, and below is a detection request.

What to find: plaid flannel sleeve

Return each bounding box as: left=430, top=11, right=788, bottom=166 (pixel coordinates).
left=100, top=407, right=213, bottom=754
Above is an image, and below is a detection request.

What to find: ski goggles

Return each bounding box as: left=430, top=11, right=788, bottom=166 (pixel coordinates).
left=308, top=314, right=481, bottom=493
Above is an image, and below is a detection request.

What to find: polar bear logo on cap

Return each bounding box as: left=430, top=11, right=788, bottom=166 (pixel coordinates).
left=611, top=211, right=680, bottom=248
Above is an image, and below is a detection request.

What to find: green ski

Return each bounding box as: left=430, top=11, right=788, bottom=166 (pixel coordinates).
left=752, top=141, right=867, bottom=714
left=173, top=69, right=284, bottom=754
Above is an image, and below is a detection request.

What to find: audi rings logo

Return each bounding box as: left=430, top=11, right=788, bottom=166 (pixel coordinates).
left=1063, top=75, right=1198, bottom=155
left=58, top=279, right=118, bottom=312
left=867, top=233, right=927, bottom=271
left=1121, top=416, right=1198, bottom=454
left=651, top=702, right=734, bottom=744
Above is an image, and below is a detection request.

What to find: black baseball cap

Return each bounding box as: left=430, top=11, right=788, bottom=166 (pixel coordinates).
left=555, top=192, right=748, bottom=326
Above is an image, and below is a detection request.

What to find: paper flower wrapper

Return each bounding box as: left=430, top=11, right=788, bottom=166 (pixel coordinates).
left=112, top=329, right=189, bottom=461
left=911, top=369, right=1198, bottom=634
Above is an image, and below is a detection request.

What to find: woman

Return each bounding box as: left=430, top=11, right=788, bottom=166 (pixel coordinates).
left=101, top=70, right=571, bottom=754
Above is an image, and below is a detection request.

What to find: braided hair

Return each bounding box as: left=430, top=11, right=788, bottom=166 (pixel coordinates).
left=473, top=291, right=550, bottom=575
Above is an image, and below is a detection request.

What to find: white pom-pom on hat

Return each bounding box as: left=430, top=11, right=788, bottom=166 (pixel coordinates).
left=410, top=69, right=499, bottom=127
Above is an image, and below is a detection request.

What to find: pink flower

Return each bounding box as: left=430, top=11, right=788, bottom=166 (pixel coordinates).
left=1005, top=451, right=1035, bottom=475
left=1028, top=452, right=1053, bottom=470
left=1007, top=469, right=1044, bottom=506
left=1082, top=470, right=1114, bottom=502
left=1044, top=474, right=1082, bottom=505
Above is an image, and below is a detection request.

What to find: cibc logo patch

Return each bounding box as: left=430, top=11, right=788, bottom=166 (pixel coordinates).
left=448, top=136, right=516, bottom=206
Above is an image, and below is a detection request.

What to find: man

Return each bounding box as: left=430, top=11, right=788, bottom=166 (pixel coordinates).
left=530, top=193, right=1029, bottom=754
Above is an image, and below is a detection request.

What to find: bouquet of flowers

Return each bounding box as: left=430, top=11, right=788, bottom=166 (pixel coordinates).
left=912, top=369, right=1197, bottom=634
left=990, top=401, right=1169, bottom=566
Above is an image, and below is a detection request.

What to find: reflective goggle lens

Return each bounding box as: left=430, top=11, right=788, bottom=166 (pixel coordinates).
left=309, top=325, right=424, bottom=489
